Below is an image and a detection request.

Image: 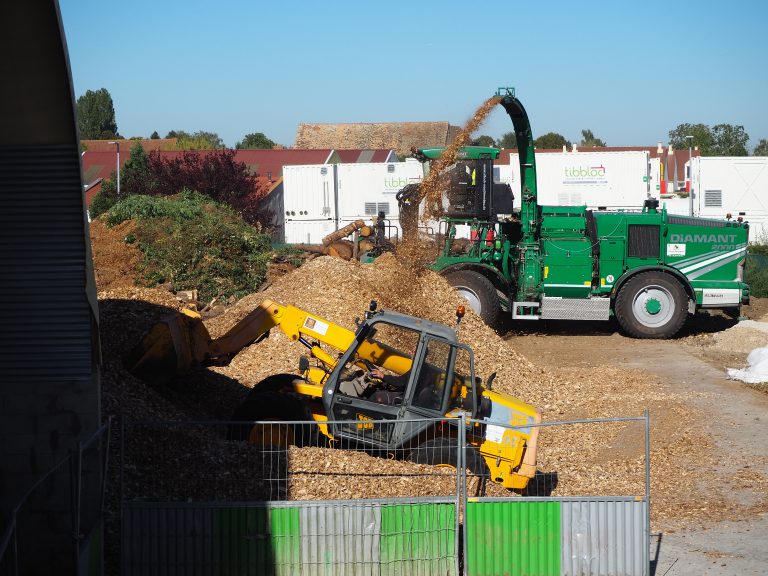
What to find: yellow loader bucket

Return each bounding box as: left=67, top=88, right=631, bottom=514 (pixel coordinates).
left=125, top=310, right=211, bottom=386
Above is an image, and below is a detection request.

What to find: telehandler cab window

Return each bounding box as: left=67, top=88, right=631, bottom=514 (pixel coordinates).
left=412, top=339, right=450, bottom=411
left=412, top=341, right=473, bottom=414
left=337, top=323, right=419, bottom=405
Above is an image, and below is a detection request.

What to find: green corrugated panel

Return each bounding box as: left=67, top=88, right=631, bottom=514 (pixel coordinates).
left=466, top=500, right=561, bottom=576
left=271, top=507, right=302, bottom=575
left=380, top=503, right=456, bottom=576
left=215, top=506, right=300, bottom=576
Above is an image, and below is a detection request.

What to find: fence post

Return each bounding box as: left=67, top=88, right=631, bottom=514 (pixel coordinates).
left=102, top=417, right=113, bottom=514
left=459, top=413, right=467, bottom=576
left=73, top=440, right=83, bottom=575
left=645, top=409, right=651, bottom=576
left=12, top=516, right=19, bottom=576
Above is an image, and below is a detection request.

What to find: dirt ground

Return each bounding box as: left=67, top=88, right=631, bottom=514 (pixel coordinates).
left=504, top=300, right=768, bottom=575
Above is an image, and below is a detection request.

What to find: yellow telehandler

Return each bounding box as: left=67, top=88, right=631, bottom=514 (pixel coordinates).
left=128, top=299, right=540, bottom=489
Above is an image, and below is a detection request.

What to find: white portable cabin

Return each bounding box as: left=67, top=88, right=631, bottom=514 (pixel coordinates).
left=504, top=151, right=654, bottom=210
left=688, top=156, right=768, bottom=241
left=336, top=160, right=423, bottom=239
left=283, top=160, right=424, bottom=244
left=282, top=164, right=337, bottom=244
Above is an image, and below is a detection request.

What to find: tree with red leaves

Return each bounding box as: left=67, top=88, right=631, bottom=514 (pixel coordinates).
left=147, top=149, right=255, bottom=201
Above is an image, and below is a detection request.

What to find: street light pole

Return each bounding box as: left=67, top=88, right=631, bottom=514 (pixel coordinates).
left=108, top=140, right=120, bottom=196
left=685, top=135, right=693, bottom=216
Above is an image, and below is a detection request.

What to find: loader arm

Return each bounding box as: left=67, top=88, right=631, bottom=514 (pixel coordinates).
left=127, top=298, right=410, bottom=387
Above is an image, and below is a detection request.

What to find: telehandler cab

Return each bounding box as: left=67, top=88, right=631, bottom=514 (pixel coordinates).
left=128, top=299, right=540, bottom=489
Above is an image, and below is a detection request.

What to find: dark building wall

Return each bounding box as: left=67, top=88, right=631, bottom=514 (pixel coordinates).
left=0, top=1, right=102, bottom=568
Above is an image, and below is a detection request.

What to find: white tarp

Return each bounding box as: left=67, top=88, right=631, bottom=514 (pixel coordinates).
left=727, top=347, right=768, bottom=384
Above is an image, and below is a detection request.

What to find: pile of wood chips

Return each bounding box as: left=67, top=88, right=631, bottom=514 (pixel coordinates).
left=98, top=254, right=766, bottom=528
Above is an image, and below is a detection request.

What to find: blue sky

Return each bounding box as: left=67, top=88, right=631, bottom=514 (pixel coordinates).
left=59, top=0, right=767, bottom=151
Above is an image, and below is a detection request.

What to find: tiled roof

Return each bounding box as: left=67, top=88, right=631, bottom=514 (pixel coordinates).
left=335, top=149, right=398, bottom=163
left=295, top=122, right=459, bottom=157
left=81, top=138, right=178, bottom=152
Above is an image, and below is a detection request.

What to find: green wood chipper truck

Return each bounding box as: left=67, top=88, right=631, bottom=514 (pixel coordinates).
left=387, top=88, right=750, bottom=339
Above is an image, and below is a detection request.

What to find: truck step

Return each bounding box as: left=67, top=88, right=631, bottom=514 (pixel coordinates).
left=512, top=301, right=540, bottom=320
left=540, top=296, right=610, bottom=321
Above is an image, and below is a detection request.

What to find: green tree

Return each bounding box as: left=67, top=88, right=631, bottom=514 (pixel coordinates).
left=178, top=131, right=225, bottom=150
left=470, top=134, right=496, bottom=147
left=77, top=88, right=119, bottom=139
left=121, top=143, right=154, bottom=196
left=150, top=131, right=160, bottom=139
left=534, top=132, right=570, bottom=149
left=668, top=123, right=714, bottom=155
left=579, top=129, right=606, bottom=147
left=497, top=132, right=517, bottom=148
left=236, top=132, right=277, bottom=149
left=711, top=124, right=749, bottom=156
left=754, top=139, right=768, bottom=156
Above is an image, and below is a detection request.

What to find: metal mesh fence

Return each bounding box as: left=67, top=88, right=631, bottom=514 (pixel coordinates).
left=0, top=420, right=110, bottom=576
left=121, top=417, right=464, bottom=503
left=120, top=414, right=651, bottom=575
left=121, top=415, right=650, bottom=502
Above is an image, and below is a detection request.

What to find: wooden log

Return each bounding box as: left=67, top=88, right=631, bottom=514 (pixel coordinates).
left=292, top=244, right=328, bottom=255
left=358, top=239, right=376, bottom=252
left=328, top=240, right=353, bottom=260
left=322, top=220, right=366, bottom=246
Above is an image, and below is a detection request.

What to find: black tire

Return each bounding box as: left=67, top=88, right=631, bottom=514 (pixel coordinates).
left=228, top=391, right=322, bottom=447
left=407, top=437, right=488, bottom=477
left=245, top=373, right=297, bottom=396
left=614, top=272, right=688, bottom=339
left=444, top=270, right=500, bottom=328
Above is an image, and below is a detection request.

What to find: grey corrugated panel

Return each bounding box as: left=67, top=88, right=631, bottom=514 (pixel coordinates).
left=561, top=499, right=646, bottom=576
left=0, top=144, right=95, bottom=381
left=300, top=502, right=381, bottom=576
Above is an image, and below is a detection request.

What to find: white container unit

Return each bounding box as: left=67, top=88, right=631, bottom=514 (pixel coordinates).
left=689, top=156, right=768, bottom=241
left=336, top=160, right=424, bottom=235
left=283, top=161, right=425, bottom=244
left=283, top=164, right=336, bottom=244
left=506, top=151, right=653, bottom=210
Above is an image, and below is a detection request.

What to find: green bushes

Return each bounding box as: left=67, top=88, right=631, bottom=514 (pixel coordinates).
left=747, top=250, right=768, bottom=298
left=105, top=191, right=273, bottom=302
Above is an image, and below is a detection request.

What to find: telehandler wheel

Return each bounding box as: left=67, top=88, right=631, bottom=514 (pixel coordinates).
left=228, top=391, right=323, bottom=448
left=444, top=270, right=500, bottom=328
left=408, top=437, right=488, bottom=476
left=615, top=272, right=688, bottom=339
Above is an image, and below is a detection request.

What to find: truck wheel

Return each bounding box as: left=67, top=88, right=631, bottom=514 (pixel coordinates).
left=615, top=272, right=688, bottom=339
left=408, top=437, right=488, bottom=477
left=445, top=271, right=500, bottom=327
left=228, top=391, right=322, bottom=448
